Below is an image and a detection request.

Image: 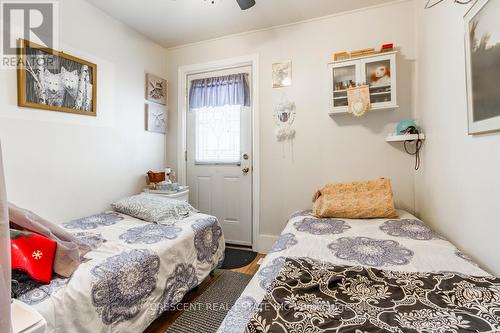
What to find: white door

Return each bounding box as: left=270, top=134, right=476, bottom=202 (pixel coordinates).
left=187, top=66, right=252, bottom=246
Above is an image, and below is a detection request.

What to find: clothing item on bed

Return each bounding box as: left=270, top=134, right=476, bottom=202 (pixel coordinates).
left=15, top=211, right=225, bottom=333
left=247, top=257, right=500, bottom=332
left=217, top=210, right=488, bottom=333
left=9, top=203, right=91, bottom=277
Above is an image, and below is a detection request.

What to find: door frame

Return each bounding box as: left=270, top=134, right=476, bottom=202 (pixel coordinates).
left=177, top=54, right=260, bottom=251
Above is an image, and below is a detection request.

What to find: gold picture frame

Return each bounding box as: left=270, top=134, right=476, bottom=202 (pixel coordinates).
left=17, top=39, right=97, bottom=116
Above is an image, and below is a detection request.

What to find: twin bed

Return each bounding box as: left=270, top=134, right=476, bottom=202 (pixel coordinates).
left=218, top=210, right=497, bottom=333
left=14, top=210, right=225, bottom=333
left=14, top=206, right=499, bottom=332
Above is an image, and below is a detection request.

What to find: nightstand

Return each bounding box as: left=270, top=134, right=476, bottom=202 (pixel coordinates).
left=143, top=187, right=190, bottom=203
left=12, top=299, right=46, bottom=333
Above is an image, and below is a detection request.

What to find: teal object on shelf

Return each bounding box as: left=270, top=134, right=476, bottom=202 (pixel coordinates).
left=396, top=119, right=417, bottom=134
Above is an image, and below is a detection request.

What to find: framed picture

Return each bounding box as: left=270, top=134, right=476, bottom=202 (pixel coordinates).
left=465, top=0, right=500, bottom=134
left=146, top=73, right=167, bottom=105
left=272, top=61, right=292, bottom=88
left=145, top=103, right=166, bottom=134
left=17, top=39, right=97, bottom=116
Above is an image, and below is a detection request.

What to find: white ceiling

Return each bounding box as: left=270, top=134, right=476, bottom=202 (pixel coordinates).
left=86, top=0, right=395, bottom=48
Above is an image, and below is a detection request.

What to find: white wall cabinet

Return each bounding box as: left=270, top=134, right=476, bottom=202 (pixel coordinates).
left=328, top=51, right=398, bottom=115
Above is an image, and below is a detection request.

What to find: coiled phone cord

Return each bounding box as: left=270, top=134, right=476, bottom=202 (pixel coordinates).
left=404, top=136, right=423, bottom=170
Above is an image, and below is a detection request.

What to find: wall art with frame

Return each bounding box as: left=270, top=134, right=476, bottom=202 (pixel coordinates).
left=17, top=39, right=97, bottom=116
left=464, top=0, right=500, bottom=134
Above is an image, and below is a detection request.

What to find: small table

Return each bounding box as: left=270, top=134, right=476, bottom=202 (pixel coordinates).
left=12, top=299, right=46, bottom=333
left=144, top=187, right=190, bottom=202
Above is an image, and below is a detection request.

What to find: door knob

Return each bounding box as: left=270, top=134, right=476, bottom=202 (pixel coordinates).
left=242, top=167, right=250, bottom=174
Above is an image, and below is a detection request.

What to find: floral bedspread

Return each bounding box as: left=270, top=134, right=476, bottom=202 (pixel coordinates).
left=218, top=210, right=488, bottom=333
left=15, top=211, right=225, bottom=333
left=247, top=257, right=500, bottom=332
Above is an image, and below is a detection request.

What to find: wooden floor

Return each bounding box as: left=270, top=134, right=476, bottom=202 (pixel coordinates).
left=145, top=253, right=265, bottom=333
left=229, top=253, right=265, bottom=275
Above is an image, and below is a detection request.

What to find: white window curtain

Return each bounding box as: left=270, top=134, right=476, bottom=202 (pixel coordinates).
left=194, top=105, right=241, bottom=164
left=0, top=142, right=12, bottom=333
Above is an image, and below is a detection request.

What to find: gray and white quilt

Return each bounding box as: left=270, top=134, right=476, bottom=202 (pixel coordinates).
left=15, top=211, right=225, bottom=333
left=218, top=210, right=490, bottom=333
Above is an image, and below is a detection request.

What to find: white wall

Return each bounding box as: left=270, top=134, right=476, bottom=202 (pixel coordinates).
left=415, top=3, right=500, bottom=275
left=165, top=0, right=418, bottom=249
left=0, top=0, right=167, bottom=222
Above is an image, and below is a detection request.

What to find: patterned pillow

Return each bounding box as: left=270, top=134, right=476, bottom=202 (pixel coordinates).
left=111, top=194, right=198, bottom=223
left=312, top=177, right=398, bottom=219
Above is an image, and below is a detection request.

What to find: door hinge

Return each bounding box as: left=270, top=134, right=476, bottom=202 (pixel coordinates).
left=185, top=151, right=187, bottom=161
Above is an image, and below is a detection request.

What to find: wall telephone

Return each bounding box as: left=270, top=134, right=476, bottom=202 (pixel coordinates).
left=396, top=119, right=423, bottom=170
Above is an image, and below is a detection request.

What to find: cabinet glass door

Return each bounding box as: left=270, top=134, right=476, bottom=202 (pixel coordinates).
left=365, top=59, right=392, bottom=104
left=332, top=65, right=356, bottom=108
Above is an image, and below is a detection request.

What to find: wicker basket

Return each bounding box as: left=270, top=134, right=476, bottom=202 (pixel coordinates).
left=147, top=171, right=165, bottom=184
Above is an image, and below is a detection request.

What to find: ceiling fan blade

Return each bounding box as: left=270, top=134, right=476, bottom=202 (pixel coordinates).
left=236, top=0, right=256, bottom=10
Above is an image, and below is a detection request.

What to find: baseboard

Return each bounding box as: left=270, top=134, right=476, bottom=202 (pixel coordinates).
left=256, top=234, right=279, bottom=254
left=226, top=243, right=253, bottom=250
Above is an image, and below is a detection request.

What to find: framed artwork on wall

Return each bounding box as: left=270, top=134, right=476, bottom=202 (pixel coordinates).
left=146, top=73, right=167, bottom=105
left=145, top=103, right=166, bottom=134
left=465, top=0, right=500, bottom=134
left=272, top=61, right=292, bottom=88
left=17, top=39, right=97, bottom=116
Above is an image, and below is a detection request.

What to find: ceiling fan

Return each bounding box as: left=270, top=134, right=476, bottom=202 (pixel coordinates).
left=205, top=0, right=256, bottom=10
left=236, top=0, right=256, bottom=10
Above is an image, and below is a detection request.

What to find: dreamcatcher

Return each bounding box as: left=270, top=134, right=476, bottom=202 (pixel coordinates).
left=274, top=97, right=296, bottom=142
left=274, top=95, right=296, bottom=159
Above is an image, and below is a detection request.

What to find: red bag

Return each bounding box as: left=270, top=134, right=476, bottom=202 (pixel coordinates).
left=11, top=229, right=57, bottom=284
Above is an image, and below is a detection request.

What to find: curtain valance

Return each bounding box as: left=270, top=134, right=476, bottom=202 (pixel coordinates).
left=189, top=73, right=250, bottom=109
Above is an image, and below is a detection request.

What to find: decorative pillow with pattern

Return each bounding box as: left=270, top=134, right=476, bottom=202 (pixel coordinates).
left=111, top=194, right=198, bottom=223
left=312, top=177, right=398, bottom=219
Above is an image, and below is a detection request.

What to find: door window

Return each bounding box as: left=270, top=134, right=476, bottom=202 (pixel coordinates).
left=193, top=104, right=241, bottom=164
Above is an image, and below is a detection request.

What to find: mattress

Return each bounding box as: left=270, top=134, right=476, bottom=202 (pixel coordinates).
left=15, top=211, right=225, bottom=333
left=217, top=210, right=488, bottom=333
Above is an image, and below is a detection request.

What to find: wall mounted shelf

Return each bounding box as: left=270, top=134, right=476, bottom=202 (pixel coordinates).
left=385, top=133, right=425, bottom=142
left=328, top=51, right=398, bottom=115
left=328, top=104, right=399, bottom=116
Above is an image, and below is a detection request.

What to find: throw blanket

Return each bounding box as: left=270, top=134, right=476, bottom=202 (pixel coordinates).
left=246, top=257, right=500, bottom=333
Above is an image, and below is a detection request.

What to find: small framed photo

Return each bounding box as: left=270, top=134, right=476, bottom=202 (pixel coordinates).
left=272, top=61, right=292, bottom=88
left=145, top=103, right=166, bottom=134
left=464, top=0, right=500, bottom=134
left=146, top=73, right=167, bottom=105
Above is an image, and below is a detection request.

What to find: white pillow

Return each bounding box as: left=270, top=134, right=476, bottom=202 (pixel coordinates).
left=111, top=193, right=198, bottom=223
